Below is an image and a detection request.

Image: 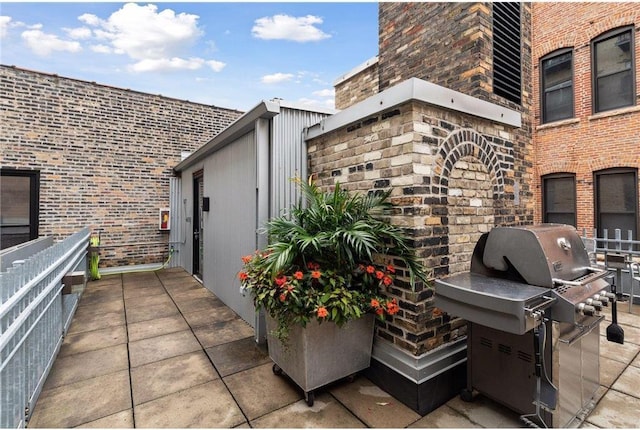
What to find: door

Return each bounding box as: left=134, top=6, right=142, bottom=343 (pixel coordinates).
left=192, top=171, right=204, bottom=279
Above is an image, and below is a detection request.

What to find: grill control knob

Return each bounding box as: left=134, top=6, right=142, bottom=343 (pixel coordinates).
left=586, top=299, right=603, bottom=311
left=593, top=294, right=609, bottom=307
left=577, top=303, right=597, bottom=316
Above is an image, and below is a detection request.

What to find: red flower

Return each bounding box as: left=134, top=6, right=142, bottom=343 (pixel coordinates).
left=387, top=264, right=396, bottom=274
left=386, top=299, right=399, bottom=315
left=366, top=265, right=375, bottom=274
left=370, top=298, right=380, bottom=308
left=382, top=276, right=393, bottom=286
left=311, top=270, right=321, bottom=279
left=293, top=271, right=304, bottom=280
left=279, top=293, right=287, bottom=302
left=307, top=261, right=320, bottom=270
left=241, top=255, right=252, bottom=264
left=238, top=272, right=248, bottom=281
left=317, top=306, right=328, bottom=318
left=375, top=307, right=385, bottom=316
left=275, top=275, right=287, bottom=286
left=375, top=270, right=384, bottom=280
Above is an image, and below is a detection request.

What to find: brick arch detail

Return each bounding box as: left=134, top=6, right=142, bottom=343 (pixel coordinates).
left=433, top=128, right=506, bottom=196
left=536, top=39, right=576, bottom=60
left=588, top=154, right=640, bottom=173
left=584, top=12, right=638, bottom=41
left=537, top=160, right=580, bottom=177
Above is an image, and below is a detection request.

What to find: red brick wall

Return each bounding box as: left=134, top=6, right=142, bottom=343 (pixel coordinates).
left=1, top=65, right=242, bottom=266
left=532, top=3, right=640, bottom=233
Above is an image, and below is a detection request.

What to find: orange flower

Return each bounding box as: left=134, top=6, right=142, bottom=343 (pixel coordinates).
left=279, top=293, right=287, bottom=302
left=238, top=272, right=248, bottom=281
left=241, top=255, right=252, bottom=264
left=387, top=264, right=396, bottom=274
left=370, top=298, right=380, bottom=308
left=375, top=270, right=384, bottom=280
left=386, top=299, right=399, bottom=315
left=311, top=270, right=321, bottom=279
left=382, top=276, right=393, bottom=286
left=317, top=306, right=328, bottom=318
left=275, top=275, right=287, bottom=286
left=366, top=265, right=375, bottom=274
left=293, top=271, right=304, bottom=280
left=375, top=307, right=385, bottom=316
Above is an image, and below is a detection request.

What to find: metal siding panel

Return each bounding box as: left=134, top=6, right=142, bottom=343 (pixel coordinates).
left=270, top=108, right=330, bottom=218
left=203, top=131, right=257, bottom=326
left=168, top=177, right=183, bottom=268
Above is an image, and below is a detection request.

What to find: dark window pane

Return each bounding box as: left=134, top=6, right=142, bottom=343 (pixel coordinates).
left=543, top=175, right=576, bottom=227
left=542, top=52, right=573, bottom=122
left=598, top=172, right=636, bottom=212
left=594, top=29, right=634, bottom=112
left=1, top=176, right=31, bottom=225
left=596, top=71, right=633, bottom=111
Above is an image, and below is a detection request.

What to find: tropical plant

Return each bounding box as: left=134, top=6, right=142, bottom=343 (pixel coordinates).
left=239, top=178, right=428, bottom=342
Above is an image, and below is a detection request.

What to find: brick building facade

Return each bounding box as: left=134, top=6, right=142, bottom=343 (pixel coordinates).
left=531, top=3, right=640, bottom=240
left=319, top=2, right=533, bottom=413
left=1, top=65, right=242, bottom=266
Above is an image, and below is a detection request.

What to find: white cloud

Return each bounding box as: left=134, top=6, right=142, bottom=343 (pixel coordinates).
left=90, top=44, right=112, bottom=54
left=0, top=16, right=11, bottom=38
left=21, top=29, right=82, bottom=56
left=261, top=72, right=294, bottom=84
left=296, top=97, right=335, bottom=110
left=64, top=26, right=92, bottom=39
left=130, top=57, right=226, bottom=73
left=312, top=88, right=334, bottom=98
left=252, top=14, right=330, bottom=42
left=77, top=3, right=224, bottom=73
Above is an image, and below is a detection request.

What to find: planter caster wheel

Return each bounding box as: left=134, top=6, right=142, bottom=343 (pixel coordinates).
left=460, top=388, right=474, bottom=402
left=272, top=364, right=283, bottom=376
left=346, top=374, right=357, bottom=383
left=305, top=391, right=315, bottom=407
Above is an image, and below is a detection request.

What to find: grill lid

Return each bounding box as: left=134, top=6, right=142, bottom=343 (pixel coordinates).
left=480, top=224, right=591, bottom=287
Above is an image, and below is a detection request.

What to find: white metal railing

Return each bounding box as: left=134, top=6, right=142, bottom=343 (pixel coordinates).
left=581, top=228, right=639, bottom=310
left=0, top=228, right=90, bottom=428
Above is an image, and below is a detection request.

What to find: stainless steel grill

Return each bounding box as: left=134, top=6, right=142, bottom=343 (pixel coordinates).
left=435, top=224, right=622, bottom=428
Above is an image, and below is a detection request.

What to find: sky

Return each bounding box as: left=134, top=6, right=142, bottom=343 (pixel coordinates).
left=0, top=2, right=379, bottom=111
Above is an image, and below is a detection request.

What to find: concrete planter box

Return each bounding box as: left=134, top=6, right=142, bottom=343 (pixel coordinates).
left=266, top=313, right=375, bottom=406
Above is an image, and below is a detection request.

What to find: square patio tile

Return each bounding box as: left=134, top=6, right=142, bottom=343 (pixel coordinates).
left=250, top=393, right=365, bottom=428
left=129, top=329, right=202, bottom=368
left=66, top=310, right=125, bottom=335
left=122, top=279, right=163, bottom=290
left=75, top=297, right=124, bottom=316
left=445, top=393, right=523, bottom=428
left=125, top=301, right=179, bottom=324
left=224, top=362, right=302, bottom=420
left=205, top=337, right=271, bottom=377
left=43, top=344, right=129, bottom=390
left=182, top=306, right=239, bottom=328
left=76, top=409, right=134, bottom=428
left=28, top=370, right=131, bottom=428
left=134, top=380, right=246, bottom=428
left=127, top=314, right=190, bottom=342
left=174, top=296, right=225, bottom=314
left=59, top=325, right=127, bottom=357
left=87, top=275, right=122, bottom=288
left=599, top=355, right=627, bottom=387
left=329, top=376, right=421, bottom=428
left=586, top=388, right=640, bottom=428
left=122, top=284, right=167, bottom=299
left=131, top=351, right=219, bottom=405
left=611, top=365, right=640, bottom=398
left=409, top=404, right=478, bottom=428
left=125, top=292, right=174, bottom=309
left=170, top=287, right=217, bottom=301
left=599, top=335, right=640, bottom=365
left=76, top=291, right=123, bottom=309
left=163, top=280, right=204, bottom=294
left=192, top=318, right=255, bottom=348
left=632, top=351, right=640, bottom=368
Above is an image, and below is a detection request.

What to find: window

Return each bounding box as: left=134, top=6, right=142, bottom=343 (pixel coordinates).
left=493, top=2, right=522, bottom=104
left=542, top=174, right=576, bottom=226
left=1, top=169, right=40, bottom=250
left=594, top=168, right=638, bottom=247
left=593, top=27, right=635, bottom=113
left=541, top=50, right=574, bottom=123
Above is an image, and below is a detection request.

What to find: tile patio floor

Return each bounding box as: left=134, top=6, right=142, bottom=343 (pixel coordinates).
left=27, top=268, right=640, bottom=428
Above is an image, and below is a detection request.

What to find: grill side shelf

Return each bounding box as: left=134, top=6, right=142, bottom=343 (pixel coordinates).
left=435, top=273, right=551, bottom=335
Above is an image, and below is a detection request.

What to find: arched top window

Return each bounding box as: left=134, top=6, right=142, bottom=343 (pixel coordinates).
left=542, top=173, right=576, bottom=227
left=592, top=26, right=635, bottom=113
left=540, top=48, right=574, bottom=123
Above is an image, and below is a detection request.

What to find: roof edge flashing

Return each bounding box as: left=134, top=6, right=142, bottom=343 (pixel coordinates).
left=174, top=100, right=280, bottom=172
left=305, top=78, right=521, bottom=140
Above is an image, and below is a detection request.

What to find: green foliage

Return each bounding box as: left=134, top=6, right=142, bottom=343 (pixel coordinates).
left=238, top=179, right=428, bottom=343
